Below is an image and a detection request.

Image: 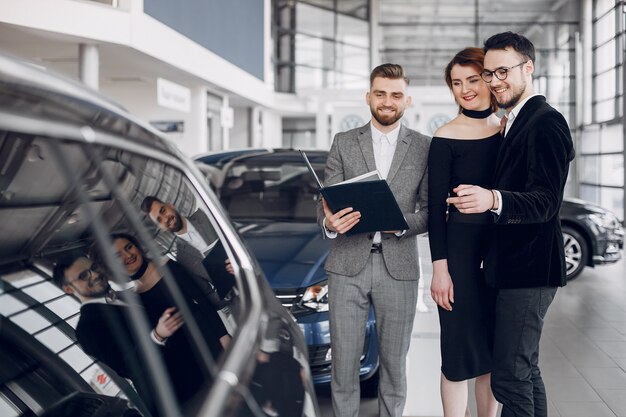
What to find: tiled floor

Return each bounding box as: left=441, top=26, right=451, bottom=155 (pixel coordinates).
left=317, top=237, right=626, bottom=416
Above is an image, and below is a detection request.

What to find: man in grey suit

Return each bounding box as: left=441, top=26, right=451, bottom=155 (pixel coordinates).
left=140, top=196, right=235, bottom=304
left=318, top=63, right=430, bottom=417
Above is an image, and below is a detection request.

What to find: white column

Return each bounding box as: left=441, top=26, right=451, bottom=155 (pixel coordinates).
left=221, top=95, right=231, bottom=149
left=79, top=44, right=99, bottom=91
left=315, top=100, right=330, bottom=150
left=188, top=86, right=209, bottom=155
left=370, top=0, right=380, bottom=69
left=251, top=106, right=263, bottom=147
left=581, top=0, right=593, bottom=125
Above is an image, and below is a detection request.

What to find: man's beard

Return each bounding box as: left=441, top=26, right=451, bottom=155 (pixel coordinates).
left=495, top=81, right=526, bottom=109
left=171, top=211, right=184, bottom=233
left=370, top=106, right=404, bottom=126
left=78, top=281, right=111, bottom=298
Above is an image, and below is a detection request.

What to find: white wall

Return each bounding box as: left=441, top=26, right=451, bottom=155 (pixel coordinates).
left=103, top=81, right=204, bottom=156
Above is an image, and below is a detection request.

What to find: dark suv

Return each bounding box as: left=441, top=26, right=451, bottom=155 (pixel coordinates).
left=0, top=54, right=320, bottom=417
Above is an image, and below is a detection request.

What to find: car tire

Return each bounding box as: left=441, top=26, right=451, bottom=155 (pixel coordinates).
left=562, top=226, right=588, bottom=280
left=360, top=370, right=379, bottom=398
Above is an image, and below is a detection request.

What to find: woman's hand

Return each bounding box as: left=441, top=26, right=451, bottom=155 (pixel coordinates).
left=430, top=260, right=454, bottom=311
left=154, top=306, right=184, bottom=341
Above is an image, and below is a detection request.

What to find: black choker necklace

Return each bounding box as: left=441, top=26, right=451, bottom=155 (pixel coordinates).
left=130, top=258, right=149, bottom=281
left=462, top=108, right=492, bottom=119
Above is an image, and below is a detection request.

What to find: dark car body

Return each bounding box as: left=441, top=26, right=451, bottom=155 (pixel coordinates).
left=195, top=150, right=380, bottom=392
left=560, top=197, right=624, bottom=279
left=0, top=54, right=320, bottom=417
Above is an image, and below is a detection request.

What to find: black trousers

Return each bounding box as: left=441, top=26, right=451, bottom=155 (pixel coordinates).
left=491, top=286, right=557, bottom=417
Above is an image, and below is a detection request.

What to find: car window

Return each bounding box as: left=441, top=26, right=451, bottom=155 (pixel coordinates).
left=218, top=160, right=325, bottom=222
left=0, top=132, right=248, bottom=416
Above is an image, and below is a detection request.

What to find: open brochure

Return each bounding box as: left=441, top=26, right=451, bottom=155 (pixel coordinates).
left=300, top=150, right=409, bottom=236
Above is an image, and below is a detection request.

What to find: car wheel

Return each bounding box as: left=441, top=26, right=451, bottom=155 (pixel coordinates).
left=562, top=226, right=588, bottom=280
left=360, top=370, right=379, bottom=398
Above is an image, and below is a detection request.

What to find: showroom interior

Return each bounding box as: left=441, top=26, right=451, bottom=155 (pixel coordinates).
left=0, top=0, right=625, bottom=416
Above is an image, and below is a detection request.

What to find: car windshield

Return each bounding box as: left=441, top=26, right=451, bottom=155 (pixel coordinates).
left=218, top=160, right=324, bottom=222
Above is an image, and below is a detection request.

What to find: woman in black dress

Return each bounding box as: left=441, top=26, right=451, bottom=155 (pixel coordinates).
left=428, top=47, right=501, bottom=417
left=110, top=233, right=230, bottom=407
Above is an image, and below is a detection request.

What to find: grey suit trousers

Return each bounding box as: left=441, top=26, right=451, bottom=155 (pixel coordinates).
left=329, top=252, right=418, bottom=417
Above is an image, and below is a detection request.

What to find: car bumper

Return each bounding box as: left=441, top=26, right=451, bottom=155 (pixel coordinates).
left=296, top=309, right=379, bottom=385
left=593, top=229, right=624, bottom=264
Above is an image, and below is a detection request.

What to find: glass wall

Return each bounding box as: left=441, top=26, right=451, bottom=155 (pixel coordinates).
left=273, top=0, right=370, bottom=93
left=579, top=0, right=625, bottom=220
left=592, top=0, right=621, bottom=122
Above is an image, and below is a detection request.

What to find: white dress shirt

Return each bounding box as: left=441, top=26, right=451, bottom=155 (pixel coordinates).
left=177, top=219, right=215, bottom=256
left=370, top=123, right=400, bottom=243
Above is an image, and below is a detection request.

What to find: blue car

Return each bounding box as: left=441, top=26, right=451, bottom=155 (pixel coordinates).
left=196, top=149, right=380, bottom=396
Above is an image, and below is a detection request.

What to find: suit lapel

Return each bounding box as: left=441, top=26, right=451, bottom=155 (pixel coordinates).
left=358, top=124, right=377, bottom=173
left=386, top=124, right=411, bottom=183
left=495, top=96, right=545, bottom=174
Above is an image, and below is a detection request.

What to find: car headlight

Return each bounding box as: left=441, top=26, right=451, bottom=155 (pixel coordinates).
left=301, top=280, right=329, bottom=312
left=588, top=213, right=621, bottom=230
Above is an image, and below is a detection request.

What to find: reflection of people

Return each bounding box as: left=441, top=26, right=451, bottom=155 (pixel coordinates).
left=447, top=32, right=575, bottom=417
left=52, top=253, right=182, bottom=416
left=427, top=47, right=500, bottom=417
left=140, top=196, right=234, bottom=301
left=318, top=63, right=430, bottom=417
left=100, top=233, right=230, bottom=405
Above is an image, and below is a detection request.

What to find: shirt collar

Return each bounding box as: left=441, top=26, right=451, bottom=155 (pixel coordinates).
left=505, top=93, right=543, bottom=122
left=370, top=122, right=401, bottom=145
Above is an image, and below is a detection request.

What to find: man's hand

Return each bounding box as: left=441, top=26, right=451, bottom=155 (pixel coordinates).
left=154, top=307, right=184, bottom=341
left=322, top=198, right=361, bottom=234
left=446, top=184, right=494, bottom=214
left=224, top=258, right=234, bottom=275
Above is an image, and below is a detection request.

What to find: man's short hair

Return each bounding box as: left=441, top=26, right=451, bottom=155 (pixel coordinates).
left=369, top=63, right=410, bottom=87
left=140, top=195, right=163, bottom=215
left=483, top=31, right=535, bottom=63
left=52, top=251, right=87, bottom=287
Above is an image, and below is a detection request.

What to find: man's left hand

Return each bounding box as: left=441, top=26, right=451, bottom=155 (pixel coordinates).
left=447, top=184, right=492, bottom=214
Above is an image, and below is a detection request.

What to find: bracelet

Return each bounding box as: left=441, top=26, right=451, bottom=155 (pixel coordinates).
left=153, top=328, right=167, bottom=341
left=490, top=189, right=498, bottom=210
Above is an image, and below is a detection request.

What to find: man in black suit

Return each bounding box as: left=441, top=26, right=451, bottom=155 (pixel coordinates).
left=447, top=32, right=575, bottom=417
left=53, top=253, right=183, bottom=416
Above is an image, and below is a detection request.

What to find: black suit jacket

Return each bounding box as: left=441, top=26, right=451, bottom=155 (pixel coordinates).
left=76, top=303, right=157, bottom=414
left=487, top=96, right=575, bottom=288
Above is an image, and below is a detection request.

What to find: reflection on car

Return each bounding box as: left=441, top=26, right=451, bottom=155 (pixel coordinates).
left=0, top=53, right=320, bottom=417
left=195, top=149, right=380, bottom=396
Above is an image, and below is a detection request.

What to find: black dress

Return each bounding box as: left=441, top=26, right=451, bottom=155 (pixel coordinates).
left=427, top=133, right=500, bottom=381
left=138, top=261, right=228, bottom=404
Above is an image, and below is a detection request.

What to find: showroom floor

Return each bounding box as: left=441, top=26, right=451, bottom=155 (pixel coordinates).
left=317, top=237, right=626, bottom=417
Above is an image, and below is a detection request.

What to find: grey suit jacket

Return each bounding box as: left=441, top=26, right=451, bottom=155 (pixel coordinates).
left=174, top=209, right=218, bottom=280
left=317, top=123, right=431, bottom=281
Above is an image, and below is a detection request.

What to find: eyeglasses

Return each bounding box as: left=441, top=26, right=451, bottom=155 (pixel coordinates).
left=68, top=265, right=97, bottom=285
left=480, top=61, right=527, bottom=83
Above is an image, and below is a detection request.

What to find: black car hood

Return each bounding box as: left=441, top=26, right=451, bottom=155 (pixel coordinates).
left=234, top=220, right=329, bottom=290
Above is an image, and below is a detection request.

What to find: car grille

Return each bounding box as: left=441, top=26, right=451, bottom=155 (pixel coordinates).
left=274, top=288, right=301, bottom=308
left=274, top=288, right=312, bottom=316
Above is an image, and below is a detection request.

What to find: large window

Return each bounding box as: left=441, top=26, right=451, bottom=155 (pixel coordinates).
left=273, top=0, right=370, bottom=92
left=592, top=0, right=621, bottom=122
left=580, top=0, right=625, bottom=220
